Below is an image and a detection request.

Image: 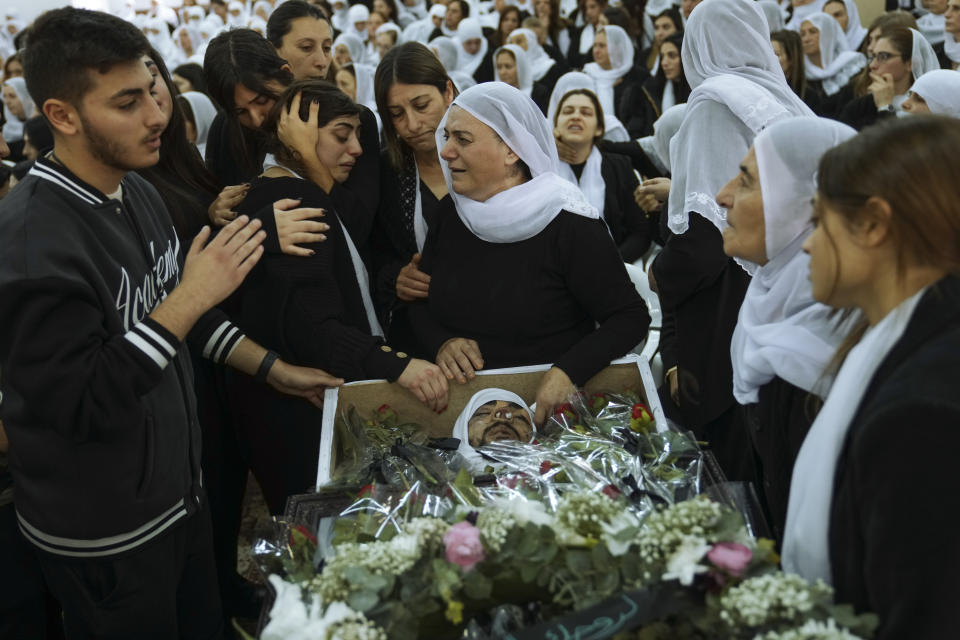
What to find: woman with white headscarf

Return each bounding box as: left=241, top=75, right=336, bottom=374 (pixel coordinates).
left=173, top=24, right=204, bottom=63
left=902, top=68, right=960, bottom=116
left=716, top=116, right=856, bottom=546
left=783, top=115, right=960, bottom=639
left=226, top=0, right=250, bottom=27
left=758, top=0, right=786, bottom=33
left=800, top=12, right=866, bottom=98
left=330, top=0, right=351, bottom=33
left=143, top=16, right=182, bottom=67
left=582, top=25, right=643, bottom=127
left=455, top=17, right=489, bottom=80
left=508, top=27, right=561, bottom=95
left=178, top=91, right=219, bottom=158
left=552, top=87, right=652, bottom=262
left=334, top=32, right=366, bottom=67
left=347, top=4, right=372, bottom=42
left=546, top=71, right=631, bottom=141
left=838, top=27, right=940, bottom=129
left=252, top=0, right=274, bottom=22
left=494, top=44, right=538, bottom=102
left=408, top=82, right=650, bottom=425
left=2, top=77, right=35, bottom=149
left=429, top=36, right=477, bottom=91
left=784, top=0, right=826, bottom=31
left=945, top=0, right=960, bottom=69
left=822, top=0, right=868, bottom=51
left=652, top=0, right=812, bottom=480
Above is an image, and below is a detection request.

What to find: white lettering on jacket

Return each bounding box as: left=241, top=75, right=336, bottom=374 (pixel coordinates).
left=115, top=232, right=182, bottom=331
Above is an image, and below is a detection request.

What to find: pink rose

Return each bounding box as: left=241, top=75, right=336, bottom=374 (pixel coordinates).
left=707, top=542, right=753, bottom=577
left=443, top=521, right=485, bottom=572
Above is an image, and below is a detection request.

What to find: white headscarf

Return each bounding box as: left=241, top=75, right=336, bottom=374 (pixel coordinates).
left=909, top=69, right=960, bottom=117
left=398, top=0, right=428, bottom=28
left=758, top=0, right=785, bottom=33
left=509, top=28, right=556, bottom=82
left=802, top=13, right=866, bottom=96
left=731, top=117, right=856, bottom=406
left=144, top=16, right=181, bottom=67
left=435, top=82, right=599, bottom=243
left=334, top=33, right=366, bottom=65
left=917, top=9, right=947, bottom=46
left=353, top=63, right=378, bottom=114
left=668, top=0, right=814, bottom=238
left=582, top=25, right=635, bottom=118
left=547, top=72, right=631, bottom=142
left=173, top=24, right=203, bottom=59
left=577, top=21, right=596, bottom=55
left=494, top=44, right=534, bottom=95
left=785, top=0, right=826, bottom=31
left=347, top=4, right=372, bottom=42
left=456, top=18, right=489, bottom=77
left=226, top=0, right=249, bottom=27
left=2, top=77, right=35, bottom=142
left=452, top=388, right=536, bottom=472
left=183, top=6, right=207, bottom=25
left=908, top=28, right=941, bottom=81
left=248, top=16, right=268, bottom=37
left=430, top=36, right=460, bottom=71
left=783, top=286, right=926, bottom=584
left=636, top=102, right=687, bottom=175
left=180, top=91, right=218, bottom=158
left=836, top=0, right=867, bottom=51
left=252, top=0, right=274, bottom=22
left=946, top=32, right=960, bottom=65
left=331, top=0, right=350, bottom=33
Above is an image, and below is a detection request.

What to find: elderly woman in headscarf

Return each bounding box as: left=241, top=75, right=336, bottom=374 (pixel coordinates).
left=582, top=25, right=645, bottom=130
left=799, top=12, right=866, bottom=115
left=715, top=116, right=856, bottom=547
left=902, top=68, right=960, bottom=117
left=837, top=26, right=940, bottom=129
left=650, top=0, right=813, bottom=480
left=407, top=82, right=650, bottom=426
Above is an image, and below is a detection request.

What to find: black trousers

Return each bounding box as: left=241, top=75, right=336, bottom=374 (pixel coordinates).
left=34, top=502, right=223, bottom=640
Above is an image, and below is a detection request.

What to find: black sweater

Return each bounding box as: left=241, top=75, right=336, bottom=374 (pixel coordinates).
left=0, top=157, right=245, bottom=557
left=830, top=275, right=960, bottom=639
left=232, top=176, right=409, bottom=382
left=408, top=208, right=651, bottom=385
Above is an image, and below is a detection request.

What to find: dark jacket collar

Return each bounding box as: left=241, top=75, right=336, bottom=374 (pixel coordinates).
left=29, top=155, right=118, bottom=206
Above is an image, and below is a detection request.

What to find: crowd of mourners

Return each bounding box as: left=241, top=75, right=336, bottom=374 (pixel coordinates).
left=0, top=0, right=958, bottom=637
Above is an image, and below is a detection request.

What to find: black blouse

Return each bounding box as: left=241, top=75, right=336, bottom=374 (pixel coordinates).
left=408, top=207, right=651, bottom=385
left=231, top=176, right=409, bottom=382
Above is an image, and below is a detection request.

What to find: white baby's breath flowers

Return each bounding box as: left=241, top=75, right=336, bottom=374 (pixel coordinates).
left=555, top=491, right=621, bottom=539
left=476, top=508, right=517, bottom=554
left=753, top=618, right=866, bottom=640
left=719, top=573, right=833, bottom=628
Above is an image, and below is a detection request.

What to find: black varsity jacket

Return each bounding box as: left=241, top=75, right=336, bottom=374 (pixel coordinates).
left=0, top=156, right=244, bottom=558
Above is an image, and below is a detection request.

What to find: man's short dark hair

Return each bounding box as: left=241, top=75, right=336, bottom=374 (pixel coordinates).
left=23, top=8, right=150, bottom=115
left=266, top=0, right=328, bottom=49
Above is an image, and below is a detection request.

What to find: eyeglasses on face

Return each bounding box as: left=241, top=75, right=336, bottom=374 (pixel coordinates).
left=868, top=51, right=902, bottom=63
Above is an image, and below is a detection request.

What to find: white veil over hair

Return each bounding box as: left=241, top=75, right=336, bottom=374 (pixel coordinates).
left=582, top=25, right=634, bottom=118
left=493, top=44, right=534, bottom=96
left=731, top=117, right=857, bottom=406
left=667, top=0, right=814, bottom=240
left=909, top=69, right=960, bottom=117
left=334, top=32, right=367, bottom=65
left=546, top=72, right=631, bottom=142
left=455, top=17, right=489, bottom=77
left=509, top=27, right=557, bottom=82
left=801, top=12, right=866, bottom=96
left=347, top=4, right=372, bottom=42
left=2, top=78, right=36, bottom=143
left=434, top=82, right=599, bottom=244
left=837, top=0, right=868, bottom=50
left=180, top=90, right=219, bottom=158
left=908, top=28, right=941, bottom=80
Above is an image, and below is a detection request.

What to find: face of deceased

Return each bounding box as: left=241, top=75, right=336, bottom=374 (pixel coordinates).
left=467, top=400, right=533, bottom=446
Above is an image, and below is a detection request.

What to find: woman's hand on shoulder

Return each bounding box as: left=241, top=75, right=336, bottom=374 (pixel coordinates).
left=274, top=198, right=330, bottom=256
left=533, top=367, right=576, bottom=427
left=397, top=253, right=431, bottom=301
left=208, top=183, right=250, bottom=226
left=397, top=358, right=449, bottom=413
left=436, top=338, right=484, bottom=384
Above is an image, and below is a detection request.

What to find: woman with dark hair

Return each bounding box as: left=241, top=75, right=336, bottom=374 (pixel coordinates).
left=370, top=42, right=457, bottom=351
left=771, top=29, right=823, bottom=113
left=495, top=5, right=524, bottom=47
left=784, top=115, right=960, bottom=639
left=838, top=27, right=940, bottom=129
left=553, top=87, right=651, bottom=262
left=534, top=0, right=571, bottom=58
left=409, top=82, right=649, bottom=423
left=639, top=7, right=681, bottom=72
left=624, top=32, right=690, bottom=138
left=173, top=62, right=210, bottom=97
left=266, top=0, right=333, bottom=82
left=203, top=27, right=381, bottom=255
left=374, top=0, right=400, bottom=25
left=227, top=81, right=447, bottom=514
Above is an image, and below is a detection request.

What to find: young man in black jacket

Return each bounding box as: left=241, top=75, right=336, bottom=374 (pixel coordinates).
left=0, top=8, right=341, bottom=638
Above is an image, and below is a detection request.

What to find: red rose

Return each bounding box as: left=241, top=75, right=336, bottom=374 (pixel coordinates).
left=601, top=484, right=621, bottom=499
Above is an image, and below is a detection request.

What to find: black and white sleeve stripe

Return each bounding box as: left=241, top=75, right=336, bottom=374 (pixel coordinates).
left=123, top=318, right=180, bottom=369
left=202, top=320, right=244, bottom=364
